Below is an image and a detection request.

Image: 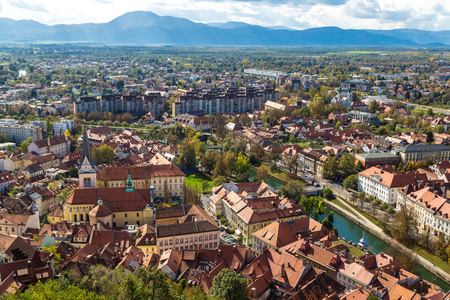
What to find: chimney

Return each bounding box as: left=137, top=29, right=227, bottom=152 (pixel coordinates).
left=251, top=287, right=257, bottom=298
left=217, top=249, right=221, bottom=257
left=233, top=245, right=236, bottom=252
left=27, top=260, right=31, bottom=267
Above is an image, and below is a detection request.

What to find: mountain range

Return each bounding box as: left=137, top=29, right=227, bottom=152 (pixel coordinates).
left=1, top=11, right=450, bottom=46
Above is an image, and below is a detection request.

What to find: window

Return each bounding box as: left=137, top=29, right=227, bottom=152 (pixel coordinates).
left=137, top=213, right=139, bottom=217
left=125, top=213, right=127, bottom=218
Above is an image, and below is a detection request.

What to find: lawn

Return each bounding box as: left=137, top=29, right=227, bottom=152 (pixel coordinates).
left=185, top=172, right=213, bottom=193
left=252, top=161, right=289, bottom=183
left=413, top=246, right=450, bottom=274
left=333, top=239, right=366, bottom=257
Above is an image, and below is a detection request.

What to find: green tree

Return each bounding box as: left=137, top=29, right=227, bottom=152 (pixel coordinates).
left=426, top=130, right=434, bottom=144
left=5, top=280, right=106, bottom=300
left=19, top=137, right=34, bottom=153
left=92, top=144, right=114, bottom=164
left=322, top=186, right=333, bottom=199
left=299, top=195, right=326, bottom=220
left=235, top=153, right=251, bottom=181
left=338, top=153, right=356, bottom=178
left=208, top=268, right=249, bottom=300
left=212, top=175, right=227, bottom=187
left=280, top=180, right=304, bottom=202
left=343, top=174, right=358, bottom=190
left=309, top=95, right=325, bottom=118
left=368, top=101, right=378, bottom=113
left=322, top=157, right=339, bottom=179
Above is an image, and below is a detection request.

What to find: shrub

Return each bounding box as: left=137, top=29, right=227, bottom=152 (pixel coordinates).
left=322, top=186, right=333, bottom=199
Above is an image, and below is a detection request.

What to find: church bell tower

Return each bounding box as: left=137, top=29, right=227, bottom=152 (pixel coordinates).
left=79, top=123, right=97, bottom=189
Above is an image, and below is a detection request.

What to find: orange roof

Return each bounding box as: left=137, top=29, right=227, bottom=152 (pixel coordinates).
left=359, top=166, right=428, bottom=188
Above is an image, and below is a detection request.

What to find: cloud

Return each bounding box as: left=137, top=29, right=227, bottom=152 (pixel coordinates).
left=7, top=0, right=47, bottom=12
left=0, top=0, right=449, bottom=31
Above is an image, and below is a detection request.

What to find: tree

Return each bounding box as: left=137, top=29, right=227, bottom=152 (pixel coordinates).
left=280, top=180, right=304, bottom=202
left=338, top=153, right=356, bottom=178
left=200, top=150, right=216, bottom=173
left=367, top=294, right=381, bottom=300
left=434, top=232, right=449, bottom=261
left=435, top=125, right=445, bottom=134
left=212, top=154, right=229, bottom=179
left=214, top=112, right=227, bottom=139
left=343, top=174, right=358, bottom=190
left=322, top=186, right=333, bottom=199
left=254, top=168, right=269, bottom=182
left=392, top=206, right=418, bottom=246
left=201, top=181, right=210, bottom=193
left=426, top=130, right=434, bottom=144
left=208, top=268, right=249, bottom=300
left=19, top=137, right=34, bottom=153
left=235, top=153, right=251, bottom=181
left=212, top=175, right=227, bottom=187
left=299, top=195, right=326, bottom=220
left=309, top=95, right=325, bottom=118
left=322, top=157, right=339, bottom=179
left=92, top=144, right=114, bottom=164
left=368, top=101, right=378, bottom=113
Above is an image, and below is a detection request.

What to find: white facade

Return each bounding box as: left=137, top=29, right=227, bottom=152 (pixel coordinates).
left=0, top=124, right=42, bottom=144
left=358, top=174, right=397, bottom=205
left=54, top=119, right=75, bottom=135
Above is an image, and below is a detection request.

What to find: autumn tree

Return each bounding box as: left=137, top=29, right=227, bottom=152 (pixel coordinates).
left=392, top=206, right=418, bottom=246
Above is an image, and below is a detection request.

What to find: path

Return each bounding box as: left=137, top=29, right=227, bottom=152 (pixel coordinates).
left=325, top=197, right=450, bottom=286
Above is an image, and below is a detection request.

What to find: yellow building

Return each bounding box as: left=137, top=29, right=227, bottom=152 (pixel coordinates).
left=135, top=224, right=157, bottom=257
left=63, top=124, right=154, bottom=228
left=98, top=164, right=185, bottom=200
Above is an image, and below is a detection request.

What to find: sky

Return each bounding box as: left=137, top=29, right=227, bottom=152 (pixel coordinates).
left=0, top=0, right=449, bottom=30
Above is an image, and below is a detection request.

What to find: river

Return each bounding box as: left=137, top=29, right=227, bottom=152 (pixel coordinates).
left=248, top=169, right=450, bottom=291
left=325, top=207, right=450, bottom=292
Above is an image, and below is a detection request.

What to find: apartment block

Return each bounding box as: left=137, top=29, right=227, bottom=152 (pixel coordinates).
left=0, top=123, right=42, bottom=144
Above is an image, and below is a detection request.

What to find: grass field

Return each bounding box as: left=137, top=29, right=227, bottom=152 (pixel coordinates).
left=413, top=246, right=450, bottom=274
left=185, top=172, right=213, bottom=193
left=252, top=161, right=289, bottom=183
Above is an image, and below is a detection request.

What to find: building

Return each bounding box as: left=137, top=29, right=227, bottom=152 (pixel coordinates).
left=0, top=172, right=14, bottom=191
left=98, top=165, right=185, bottom=200
left=264, top=101, right=286, bottom=112
left=358, top=166, right=428, bottom=205
left=347, top=111, right=380, bottom=126
left=135, top=224, right=157, bottom=257
left=337, top=262, right=376, bottom=291
left=355, top=152, right=401, bottom=168
left=74, top=96, right=101, bottom=114
left=172, top=86, right=277, bottom=117
left=156, top=221, right=220, bottom=255
left=28, top=136, right=71, bottom=158
left=398, top=186, right=450, bottom=238
left=331, top=87, right=352, bottom=109
left=0, top=123, right=42, bottom=144
left=54, top=119, right=75, bottom=136
left=392, top=144, right=450, bottom=164
left=64, top=124, right=154, bottom=227
left=341, top=79, right=371, bottom=91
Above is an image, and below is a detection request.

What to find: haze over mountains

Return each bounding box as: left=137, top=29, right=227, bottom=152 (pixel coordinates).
left=1, top=11, right=449, bottom=46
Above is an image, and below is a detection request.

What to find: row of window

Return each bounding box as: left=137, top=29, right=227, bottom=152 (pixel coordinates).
left=159, top=242, right=218, bottom=255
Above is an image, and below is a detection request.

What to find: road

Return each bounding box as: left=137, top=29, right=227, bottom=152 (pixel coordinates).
left=415, top=104, right=450, bottom=116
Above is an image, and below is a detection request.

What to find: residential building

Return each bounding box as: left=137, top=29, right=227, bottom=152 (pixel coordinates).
left=0, top=172, right=14, bottom=191
left=337, top=262, right=376, bottom=291
left=54, top=119, right=75, bottom=136
left=135, top=224, right=157, bottom=257
left=358, top=166, right=428, bottom=205
left=74, top=96, right=101, bottom=114
left=347, top=111, right=380, bottom=126
left=392, top=144, right=450, bottom=164
left=172, top=86, right=277, bottom=117
left=28, top=136, right=71, bottom=158
left=0, top=123, right=42, bottom=144
left=156, top=221, right=220, bottom=255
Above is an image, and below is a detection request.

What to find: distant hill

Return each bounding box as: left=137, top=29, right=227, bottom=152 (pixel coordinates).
left=0, top=11, right=448, bottom=46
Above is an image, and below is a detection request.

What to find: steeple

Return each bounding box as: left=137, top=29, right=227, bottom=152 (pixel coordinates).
left=80, top=123, right=95, bottom=168
left=125, top=172, right=135, bottom=192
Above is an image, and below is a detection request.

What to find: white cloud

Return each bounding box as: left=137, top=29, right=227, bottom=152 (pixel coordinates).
left=0, top=0, right=448, bottom=30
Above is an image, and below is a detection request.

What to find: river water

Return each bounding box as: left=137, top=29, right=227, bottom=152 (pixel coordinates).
left=327, top=207, right=450, bottom=292
left=248, top=171, right=450, bottom=291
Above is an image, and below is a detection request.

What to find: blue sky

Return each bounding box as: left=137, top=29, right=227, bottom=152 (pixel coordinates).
left=1, top=0, right=449, bottom=30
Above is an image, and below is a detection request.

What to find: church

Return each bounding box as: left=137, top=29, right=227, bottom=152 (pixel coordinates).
left=63, top=124, right=154, bottom=228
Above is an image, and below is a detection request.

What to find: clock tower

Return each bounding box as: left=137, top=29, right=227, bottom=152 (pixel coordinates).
left=79, top=123, right=97, bottom=189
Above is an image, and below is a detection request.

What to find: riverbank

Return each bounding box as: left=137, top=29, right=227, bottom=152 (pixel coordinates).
left=324, top=198, right=450, bottom=287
